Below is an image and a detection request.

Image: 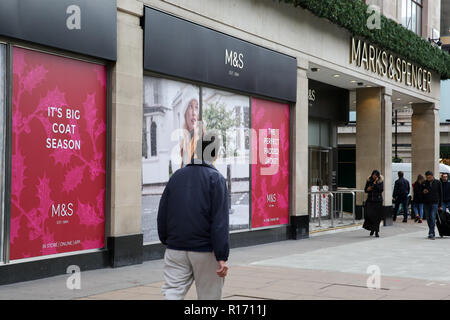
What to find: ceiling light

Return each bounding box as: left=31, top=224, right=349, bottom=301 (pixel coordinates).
left=408, top=101, right=413, bottom=104
left=350, top=80, right=357, bottom=83
left=366, top=85, right=372, bottom=88
left=333, top=74, right=340, bottom=78
left=396, top=98, right=401, bottom=101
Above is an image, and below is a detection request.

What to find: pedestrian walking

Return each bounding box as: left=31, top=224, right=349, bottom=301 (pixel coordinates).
left=440, top=173, right=450, bottom=214
left=392, top=171, right=410, bottom=223
left=412, top=174, right=424, bottom=223
left=363, top=170, right=384, bottom=237
left=157, top=133, right=230, bottom=300
left=422, top=171, right=442, bottom=240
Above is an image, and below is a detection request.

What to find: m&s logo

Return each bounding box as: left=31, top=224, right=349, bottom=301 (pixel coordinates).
left=267, top=193, right=277, bottom=203
left=225, top=49, right=244, bottom=69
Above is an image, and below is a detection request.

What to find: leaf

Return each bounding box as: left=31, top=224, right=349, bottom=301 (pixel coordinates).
left=37, top=173, right=53, bottom=217
left=23, top=65, right=48, bottom=93
left=62, top=165, right=85, bottom=193
left=11, top=149, right=26, bottom=199
left=77, top=200, right=104, bottom=226
left=83, top=93, right=97, bottom=135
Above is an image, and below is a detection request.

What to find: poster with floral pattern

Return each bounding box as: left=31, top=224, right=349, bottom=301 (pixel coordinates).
left=251, top=98, right=290, bottom=228
left=10, top=47, right=106, bottom=260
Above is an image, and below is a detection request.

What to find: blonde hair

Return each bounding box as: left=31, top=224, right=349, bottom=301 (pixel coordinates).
left=179, top=98, right=205, bottom=167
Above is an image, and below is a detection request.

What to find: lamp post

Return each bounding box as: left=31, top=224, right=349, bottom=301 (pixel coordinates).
left=392, top=109, right=399, bottom=162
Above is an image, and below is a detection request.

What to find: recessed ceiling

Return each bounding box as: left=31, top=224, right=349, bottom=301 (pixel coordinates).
left=307, top=62, right=428, bottom=112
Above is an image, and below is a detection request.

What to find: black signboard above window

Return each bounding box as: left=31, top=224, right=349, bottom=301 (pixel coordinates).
left=143, top=7, right=297, bottom=103
left=0, top=0, right=117, bottom=61
left=308, top=79, right=349, bottom=124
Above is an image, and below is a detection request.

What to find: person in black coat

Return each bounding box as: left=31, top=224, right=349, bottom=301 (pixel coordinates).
left=421, top=171, right=442, bottom=240
left=363, top=170, right=384, bottom=237
left=440, top=173, right=450, bottom=214
left=392, top=171, right=410, bottom=223
left=412, top=174, right=424, bottom=223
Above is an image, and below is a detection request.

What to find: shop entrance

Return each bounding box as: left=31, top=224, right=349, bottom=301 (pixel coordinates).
left=308, top=147, right=332, bottom=189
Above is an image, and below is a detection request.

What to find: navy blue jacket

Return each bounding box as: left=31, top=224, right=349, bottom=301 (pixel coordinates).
left=441, top=180, right=450, bottom=202
left=393, top=177, right=410, bottom=200
left=157, top=160, right=230, bottom=261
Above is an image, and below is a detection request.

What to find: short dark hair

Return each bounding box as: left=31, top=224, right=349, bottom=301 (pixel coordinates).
left=425, top=171, right=433, bottom=176
left=398, top=171, right=404, bottom=178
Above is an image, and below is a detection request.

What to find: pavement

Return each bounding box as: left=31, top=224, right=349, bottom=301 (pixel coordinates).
left=1, top=219, right=450, bottom=300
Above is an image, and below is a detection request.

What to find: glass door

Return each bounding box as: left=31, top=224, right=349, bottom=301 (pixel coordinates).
left=308, top=147, right=332, bottom=189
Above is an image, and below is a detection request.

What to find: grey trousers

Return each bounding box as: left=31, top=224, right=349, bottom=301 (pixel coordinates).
left=162, top=248, right=224, bottom=300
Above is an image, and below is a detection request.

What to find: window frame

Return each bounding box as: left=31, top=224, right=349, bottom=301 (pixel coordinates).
left=402, top=0, right=423, bottom=36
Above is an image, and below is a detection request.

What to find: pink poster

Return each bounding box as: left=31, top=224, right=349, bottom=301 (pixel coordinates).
left=11, top=47, right=106, bottom=260
left=251, top=98, right=290, bottom=228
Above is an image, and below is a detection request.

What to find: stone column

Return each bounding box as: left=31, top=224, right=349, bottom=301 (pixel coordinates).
left=411, top=103, right=440, bottom=183
left=108, top=0, right=144, bottom=267
left=355, top=87, right=393, bottom=225
left=290, top=60, right=309, bottom=239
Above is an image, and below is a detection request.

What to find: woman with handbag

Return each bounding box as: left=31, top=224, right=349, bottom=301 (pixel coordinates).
left=363, top=170, right=384, bottom=237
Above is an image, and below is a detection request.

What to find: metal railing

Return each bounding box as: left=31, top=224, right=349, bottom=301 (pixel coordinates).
left=308, top=189, right=365, bottom=228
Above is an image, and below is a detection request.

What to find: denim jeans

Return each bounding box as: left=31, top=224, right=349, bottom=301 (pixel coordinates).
left=423, top=203, right=438, bottom=237
left=442, top=202, right=450, bottom=214
left=393, top=197, right=409, bottom=220
left=413, top=202, right=423, bottom=219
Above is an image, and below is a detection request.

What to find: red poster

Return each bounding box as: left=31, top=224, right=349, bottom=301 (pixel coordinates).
left=11, top=47, right=106, bottom=260
left=251, top=98, right=289, bottom=228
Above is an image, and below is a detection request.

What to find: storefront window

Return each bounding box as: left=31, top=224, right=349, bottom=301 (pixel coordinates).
left=308, top=119, right=320, bottom=146
left=402, top=0, right=422, bottom=36
left=251, top=98, right=290, bottom=228
left=202, top=88, right=250, bottom=230
left=0, top=44, right=5, bottom=262
left=142, top=77, right=293, bottom=241
left=142, top=76, right=200, bottom=243
left=10, top=47, right=107, bottom=260
left=309, top=119, right=331, bottom=148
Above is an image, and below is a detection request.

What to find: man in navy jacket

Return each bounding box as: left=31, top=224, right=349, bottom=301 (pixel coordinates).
left=157, top=133, right=229, bottom=300
left=392, top=171, right=410, bottom=222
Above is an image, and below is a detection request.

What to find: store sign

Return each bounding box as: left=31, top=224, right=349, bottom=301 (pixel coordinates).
left=350, top=37, right=432, bottom=93
left=143, top=7, right=297, bottom=102
left=251, top=98, right=290, bottom=228
left=308, top=79, right=349, bottom=123
left=0, top=0, right=117, bottom=61
left=10, top=47, right=107, bottom=260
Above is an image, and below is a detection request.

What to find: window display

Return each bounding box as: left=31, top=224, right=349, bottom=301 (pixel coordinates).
left=10, top=47, right=107, bottom=260
left=142, top=76, right=200, bottom=243
left=202, top=88, right=250, bottom=230
left=251, top=98, right=290, bottom=228
left=142, top=76, right=291, bottom=243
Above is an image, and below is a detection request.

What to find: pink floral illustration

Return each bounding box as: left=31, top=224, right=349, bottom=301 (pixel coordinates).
left=10, top=47, right=107, bottom=260
left=62, top=165, right=85, bottom=193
